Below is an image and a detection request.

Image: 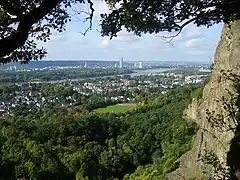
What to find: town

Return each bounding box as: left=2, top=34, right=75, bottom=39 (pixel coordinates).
left=1, top=59, right=211, bottom=71
left=0, top=68, right=210, bottom=118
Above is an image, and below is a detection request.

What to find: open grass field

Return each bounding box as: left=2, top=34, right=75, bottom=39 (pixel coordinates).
left=95, top=104, right=137, bottom=113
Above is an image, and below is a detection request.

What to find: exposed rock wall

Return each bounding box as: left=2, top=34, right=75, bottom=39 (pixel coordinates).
left=169, top=20, right=240, bottom=179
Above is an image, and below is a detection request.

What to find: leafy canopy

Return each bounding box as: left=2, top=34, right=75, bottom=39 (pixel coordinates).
left=0, top=84, right=200, bottom=179
left=0, top=0, right=94, bottom=64
left=101, top=0, right=240, bottom=38
left=1, top=0, right=240, bottom=64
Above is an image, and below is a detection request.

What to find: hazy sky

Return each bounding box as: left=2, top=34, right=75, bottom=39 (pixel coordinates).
left=41, top=0, right=223, bottom=62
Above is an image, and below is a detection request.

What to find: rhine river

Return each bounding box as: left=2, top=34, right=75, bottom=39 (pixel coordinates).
left=30, top=68, right=176, bottom=84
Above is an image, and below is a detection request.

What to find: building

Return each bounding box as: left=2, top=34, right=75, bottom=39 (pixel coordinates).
left=139, top=62, right=143, bottom=69
left=119, top=58, right=123, bottom=68
left=134, top=62, right=138, bottom=67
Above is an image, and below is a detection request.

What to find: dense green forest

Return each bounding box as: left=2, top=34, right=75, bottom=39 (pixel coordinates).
left=0, top=68, right=133, bottom=83
left=0, top=84, right=202, bottom=179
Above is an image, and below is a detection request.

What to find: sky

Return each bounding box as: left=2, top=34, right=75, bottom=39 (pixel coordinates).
left=41, top=0, right=223, bottom=63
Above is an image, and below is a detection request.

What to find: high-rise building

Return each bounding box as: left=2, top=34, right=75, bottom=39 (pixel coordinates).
left=139, top=62, right=143, bottom=69
left=84, top=61, right=87, bottom=68
left=119, top=57, right=123, bottom=68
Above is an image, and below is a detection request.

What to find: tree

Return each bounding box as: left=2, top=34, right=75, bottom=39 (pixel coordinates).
left=0, top=0, right=94, bottom=64
left=2, top=1, right=240, bottom=65
left=101, top=0, right=240, bottom=38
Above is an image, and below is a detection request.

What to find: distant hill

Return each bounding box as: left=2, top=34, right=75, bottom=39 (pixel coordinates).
left=0, top=60, right=120, bottom=70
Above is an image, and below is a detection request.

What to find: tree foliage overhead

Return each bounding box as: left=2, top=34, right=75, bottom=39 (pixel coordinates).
left=1, top=0, right=240, bottom=64
left=0, top=0, right=94, bottom=64
left=101, top=0, right=240, bottom=38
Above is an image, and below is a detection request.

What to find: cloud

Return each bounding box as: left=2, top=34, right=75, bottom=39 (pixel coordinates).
left=48, top=31, right=69, bottom=43
left=70, top=33, right=89, bottom=46
left=42, top=11, right=223, bottom=62
left=50, top=31, right=88, bottom=46
left=184, top=25, right=204, bottom=38
left=184, top=38, right=204, bottom=48
left=184, top=49, right=208, bottom=56
left=99, top=30, right=141, bottom=50
left=158, top=24, right=205, bottom=45
left=182, top=37, right=214, bottom=56
left=112, top=31, right=140, bottom=43
left=157, top=23, right=222, bottom=57
left=181, top=37, right=209, bottom=56
left=172, top=33, right=183, bottom=42
left=92, top=0, right=110, bottom=22
left=100, top=37, right=110, bottom=48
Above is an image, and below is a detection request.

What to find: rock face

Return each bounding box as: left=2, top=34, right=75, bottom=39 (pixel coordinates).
left=169, top=20, right=240, bottom=179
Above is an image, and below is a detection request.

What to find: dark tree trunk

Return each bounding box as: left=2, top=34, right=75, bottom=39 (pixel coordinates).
left=0, top=0, right=61, bottom=61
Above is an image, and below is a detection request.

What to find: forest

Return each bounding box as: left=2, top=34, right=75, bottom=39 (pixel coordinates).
left=1, top=0, right=240, bottom=178
left=0, top=84, right=202, bottom=179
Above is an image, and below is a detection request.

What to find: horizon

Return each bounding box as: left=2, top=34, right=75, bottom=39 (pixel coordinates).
left=5, top=59, right=212, bottom=64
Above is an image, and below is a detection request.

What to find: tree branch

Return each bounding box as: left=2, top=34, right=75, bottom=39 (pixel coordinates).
left=0, top=0, right=24, bottom=18
left=80, top=0, right=94, bottom=36
left=157, top=7, right=221, bottom=43
left=157, top=16, right=197, bottom=43
left=0, top=0, right=61, bottom=61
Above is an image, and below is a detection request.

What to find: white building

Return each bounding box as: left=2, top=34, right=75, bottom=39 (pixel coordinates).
left=84, top=61, right=87, bottom=68
left=119, top=58, right=123, bottom=68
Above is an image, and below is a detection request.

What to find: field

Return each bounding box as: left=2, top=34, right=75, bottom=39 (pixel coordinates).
left=96, top=104, right=137, bottom=113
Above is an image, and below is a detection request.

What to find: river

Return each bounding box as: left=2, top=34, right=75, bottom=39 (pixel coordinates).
left=29, top=68, right=175, bottom=84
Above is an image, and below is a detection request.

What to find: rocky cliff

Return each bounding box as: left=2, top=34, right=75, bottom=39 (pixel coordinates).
left=169, top=20, right=240, bottom=179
